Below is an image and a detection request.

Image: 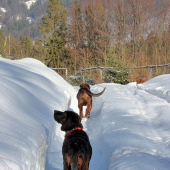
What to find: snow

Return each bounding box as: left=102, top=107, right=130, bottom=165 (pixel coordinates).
left=0, top=56, right=170, bottom=170
left=0, top=57, right=73, bottom=170
left=138, top=74, right=170, bottom=103
left=26, top=17, right=34, bottom=24
left=0, top=7, right=6, bottom=13
left=25, top=0, right=36, bottom=9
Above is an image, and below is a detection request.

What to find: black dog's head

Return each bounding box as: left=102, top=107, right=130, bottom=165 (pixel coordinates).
left=54, top=110, right=83, bottom=132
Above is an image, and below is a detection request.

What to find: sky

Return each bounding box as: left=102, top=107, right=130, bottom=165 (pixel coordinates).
left=0, top=56, right=170, bottom=170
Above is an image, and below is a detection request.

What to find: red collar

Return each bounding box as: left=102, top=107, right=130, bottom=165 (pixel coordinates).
left=66, top=127, right=82, bottom=133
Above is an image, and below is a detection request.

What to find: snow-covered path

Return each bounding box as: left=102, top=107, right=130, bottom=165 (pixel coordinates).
left=46, top=83, right=170, bottom=170
left=45, top=85, right=106, bottom=170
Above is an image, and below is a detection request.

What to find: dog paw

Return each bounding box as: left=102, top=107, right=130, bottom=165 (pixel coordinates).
left=85, top=113, right=90, bottom=118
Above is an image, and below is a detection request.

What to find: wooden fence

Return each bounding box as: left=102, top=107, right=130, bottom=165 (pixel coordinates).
left=80, top=64, right=170, bottom=81
left=51, top=68, right=68, bottom=79
left=129, top=63, right=170, bottom=80
left=51, top=63, right=170, bottom=82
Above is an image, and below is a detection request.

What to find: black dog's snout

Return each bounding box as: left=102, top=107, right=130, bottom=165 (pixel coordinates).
left=54, top=110, right=61, bottom=114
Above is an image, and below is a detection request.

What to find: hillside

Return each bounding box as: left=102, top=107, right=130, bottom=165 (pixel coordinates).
left=0, top=0, right=168, bottom=40
left=0, top=0, right=72, bottom=39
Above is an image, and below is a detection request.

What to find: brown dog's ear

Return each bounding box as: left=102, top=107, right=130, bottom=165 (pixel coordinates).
left=80, top=83, right=84, bottom=88
left=54, top=110, right=67, bottom=124
left=86, top=84, right=90, bottom=89
left=80, top=83, right=90, bottom=89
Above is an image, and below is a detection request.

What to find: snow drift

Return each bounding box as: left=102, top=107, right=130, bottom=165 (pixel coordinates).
left=0, top=57, right=73, bottom=170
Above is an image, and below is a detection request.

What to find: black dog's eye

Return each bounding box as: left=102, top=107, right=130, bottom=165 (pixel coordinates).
left=61, top=117, right=66, bottom=123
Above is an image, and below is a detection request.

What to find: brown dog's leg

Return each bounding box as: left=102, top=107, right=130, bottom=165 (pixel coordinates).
left=85, top=105, right=89, bottom=118
left=78, top=103, right=83, bottom=119
left=85, top=101, right=92, bottom=118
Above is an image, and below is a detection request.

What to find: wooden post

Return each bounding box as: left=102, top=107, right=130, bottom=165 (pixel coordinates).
left=82, top=70, right=85, bottom=83
left=150, top=67, right=152, bottom=79
left=129, top=68, right=132, bottom=81
left=100, top=68, right=102, bottom=80
left=65, top=69, right=68, bottom=80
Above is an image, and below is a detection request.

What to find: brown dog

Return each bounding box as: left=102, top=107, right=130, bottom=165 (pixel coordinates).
left=54, top=110, right=92, bottom=170
left=77, top=83, right=105, bottom=119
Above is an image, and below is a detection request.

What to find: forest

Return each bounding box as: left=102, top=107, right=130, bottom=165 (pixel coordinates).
left=0, top=0, right=170, bottom=84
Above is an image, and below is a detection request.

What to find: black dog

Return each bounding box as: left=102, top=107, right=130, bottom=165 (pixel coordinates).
left=54, top=110, right=92, bottom=170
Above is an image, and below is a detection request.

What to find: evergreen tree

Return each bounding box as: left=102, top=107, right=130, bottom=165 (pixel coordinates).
left=38, top=0, right=68, bottom=67
left=32, top=39, right=46, bottom=62
left=10, top=35, right=21, bottom=59
left=19, top=35, right=26, bottom=58
left=25, top=33, right=33, bottom=57
left=104, top=47, right=129, bottom=84
left=19, top=34, right=33, bottom=57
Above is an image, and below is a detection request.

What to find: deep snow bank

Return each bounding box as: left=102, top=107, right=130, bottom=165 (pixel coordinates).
left=89, top=82, right=170, bottom=170
left=138, top=74, right=170, bottom=103
left=0, top=57, right=73, bottom=170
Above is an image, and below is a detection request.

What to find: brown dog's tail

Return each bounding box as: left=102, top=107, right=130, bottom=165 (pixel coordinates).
left=86, top=87, right=106, bottom=97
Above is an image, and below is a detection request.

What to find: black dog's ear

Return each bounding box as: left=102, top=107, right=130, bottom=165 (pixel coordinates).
left=54, top=110, right=67, bottom=124
left=60, top=111, right=83, bottom=132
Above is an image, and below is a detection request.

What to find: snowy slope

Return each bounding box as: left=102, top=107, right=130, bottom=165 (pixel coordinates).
left=138, top=74, right=170, bottom=103
left=0, top=57, right=73, bottom=170
left=0, top=57, right=170, bottom=170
